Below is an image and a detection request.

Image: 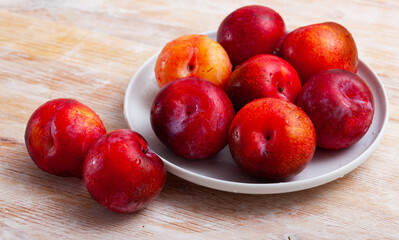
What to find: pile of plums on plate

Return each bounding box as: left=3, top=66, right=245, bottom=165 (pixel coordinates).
left=24, top=5, right=375, bottom=214
left=151, top=5, right=374, bottom=182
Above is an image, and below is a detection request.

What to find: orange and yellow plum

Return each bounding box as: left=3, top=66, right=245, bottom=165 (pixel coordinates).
left=154, top=34, right=232, bottom=89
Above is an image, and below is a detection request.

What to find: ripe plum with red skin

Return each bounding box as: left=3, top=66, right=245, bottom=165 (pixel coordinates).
left=228, top=98, right=316, bottom=181
left=217, top=5, right=286, bottom=67
left=296, top=69, right=374, bottom=149
left=151, top=77, right=235, bottom=159
left=278, top=22, right=358, bottom=84
left=24, top=98, right=106, bottom=177
left=83, top=129, right=166, bottom=213
left=224, top=54, right=302, bottom=111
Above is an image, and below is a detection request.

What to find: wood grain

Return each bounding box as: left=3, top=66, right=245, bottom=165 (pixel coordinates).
left=0, top=0, right=399, bottom=239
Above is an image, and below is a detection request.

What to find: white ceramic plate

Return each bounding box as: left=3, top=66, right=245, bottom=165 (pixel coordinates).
left=123, top=31, right=389, bottom=194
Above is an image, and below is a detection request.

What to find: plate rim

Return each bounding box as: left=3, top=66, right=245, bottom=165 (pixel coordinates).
left=123, top=31, right=389, bottom=194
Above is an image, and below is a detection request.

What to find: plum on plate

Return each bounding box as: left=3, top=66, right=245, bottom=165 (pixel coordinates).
left=229, top=98, right=316, bottom=181
left=278, top=22, right=358, bottom=84
left=224, top=54, right=301, bottom=111
left=154, top=34, right=232, bottom=89
left=296, top=69, right=374, bottom=149
left=217, top=5, right=286, bottom=67
left=151, top=77, right=235, bottom=159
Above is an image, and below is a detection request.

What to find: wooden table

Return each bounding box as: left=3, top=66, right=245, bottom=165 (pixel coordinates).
left=1, top=0, right=398, bottom=239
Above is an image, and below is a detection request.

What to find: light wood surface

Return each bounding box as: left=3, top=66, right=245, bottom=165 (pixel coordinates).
left=1, top=0, right=398, bottom=239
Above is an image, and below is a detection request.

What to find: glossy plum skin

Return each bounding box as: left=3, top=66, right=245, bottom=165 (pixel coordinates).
left=154, top=34, right=232, bottom=89
left=24, top=98, right=106, bottom=177
left=296, top=69, right=374, bottom=149
left=278, top=22, right=358, bottom=84
left=224, top=54, right=302, bottom=111
left=151, top=77, right=235, bottom=159
left=83, top=129, right=166, bottom=213
left=217, top=5, right=286, bottom=67
left=229, top=98, right=316, bottom=181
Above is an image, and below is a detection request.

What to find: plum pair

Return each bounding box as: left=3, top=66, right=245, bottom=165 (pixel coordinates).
left=217, top=5, right=358, bottom=84
left=25, top=99, right=165, bottom=213
left=150, top=77, right=316, bottom=182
